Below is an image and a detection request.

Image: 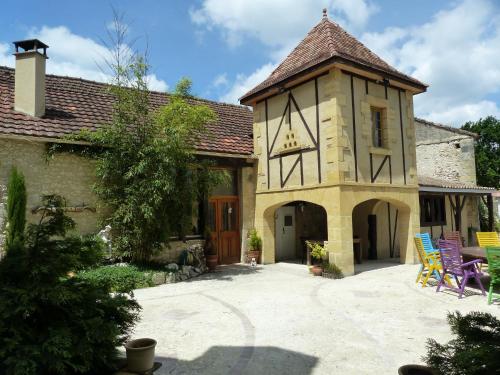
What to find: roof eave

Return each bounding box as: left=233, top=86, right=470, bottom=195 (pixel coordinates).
left=240, top=55, right=427, bottom=105
left=419, top=185, right=494, bottom=195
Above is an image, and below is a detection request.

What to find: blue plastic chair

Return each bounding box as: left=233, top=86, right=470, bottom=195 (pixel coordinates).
left=416, top=233, right=442, bottom=280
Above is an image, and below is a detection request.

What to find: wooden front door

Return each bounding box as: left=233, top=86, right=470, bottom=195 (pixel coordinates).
left=208, top=196, right=240, bottom=264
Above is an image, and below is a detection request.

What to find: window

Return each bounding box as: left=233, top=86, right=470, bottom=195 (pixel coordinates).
left=420, top=195, right=446, bottom=226
left=371, top=107, right=384, bottom=148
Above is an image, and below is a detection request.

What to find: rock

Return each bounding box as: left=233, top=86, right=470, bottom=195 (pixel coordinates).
left=165, top=273, right=176, bottom=284
left=181, top=265, right=192, bottom=274
left=166, top=263, right=179, bottom=272
left=151, top=272, right=166, bottom=286
left=193, top=267, right=200, bottom=274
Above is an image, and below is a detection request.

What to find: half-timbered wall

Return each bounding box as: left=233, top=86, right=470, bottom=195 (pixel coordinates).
left=253, top=68, right=418, bottom=191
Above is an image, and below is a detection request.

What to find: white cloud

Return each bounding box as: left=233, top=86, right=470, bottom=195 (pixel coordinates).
left=220, top=63, right=276, bottom=104
left=190, top=0, right=377, bottom=48
left=0, top=43, right=12, bottom=67
left=421, top=100, right=500, bottom=125
left=212, top=73, right=228, bottom=87
left=191, top=0, right=378, bottom=103
left=361, top=0, right=500, bottom=126
left=0, top=25, right=168, bottom=92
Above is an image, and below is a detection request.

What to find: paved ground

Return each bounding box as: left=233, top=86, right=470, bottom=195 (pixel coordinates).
left=131, top=261, right=499, bottom=375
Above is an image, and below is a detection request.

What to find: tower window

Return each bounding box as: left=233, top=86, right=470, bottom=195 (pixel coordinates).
left=371, top=107, right=385, bottom=148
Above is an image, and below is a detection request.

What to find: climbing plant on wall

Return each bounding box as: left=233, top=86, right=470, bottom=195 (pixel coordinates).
left=63, top=58, right=224, bottom=263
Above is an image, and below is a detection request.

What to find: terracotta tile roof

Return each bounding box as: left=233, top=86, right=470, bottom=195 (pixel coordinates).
left=414, top=117, right=479, bottom=139
left=0, top=66, right=254, bottom=156
left=240, top=16, right=427, bottom=103
left=418, top=175, right=494, bottom=192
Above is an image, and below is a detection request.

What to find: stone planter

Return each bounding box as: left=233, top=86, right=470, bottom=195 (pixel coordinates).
left=125, top=338, right=157, bottom=373
left=310, top=265, right=323, bottom=276
left=398, top=364, right=436, bottom=375
left=247, top=250, right=261, bottom=264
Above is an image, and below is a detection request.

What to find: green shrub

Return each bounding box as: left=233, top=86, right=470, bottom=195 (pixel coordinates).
left=5, top=167, right=26, bottom=252
left=0, top=195, right=140, bottom=375
left=322, top=263, right=344, bottom=279
left=78, top=264, right=154, bottom=293
left=248, top=229, right=262, bottom=251
left=424, top=311, right=500, bottom=375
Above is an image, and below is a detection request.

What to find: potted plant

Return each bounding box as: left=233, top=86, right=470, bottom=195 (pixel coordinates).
left=307, top=241, right=326, bottom=276
left=247, top=229, right=262, bottom=264
left=204, top=229, right=218, bottom=271
left=125, top=338, right=157, bottom=373
left=398, top=364, right=435, bottom=375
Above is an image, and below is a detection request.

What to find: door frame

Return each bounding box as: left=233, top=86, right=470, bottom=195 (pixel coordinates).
left=209, top=195, right=241, bottom=264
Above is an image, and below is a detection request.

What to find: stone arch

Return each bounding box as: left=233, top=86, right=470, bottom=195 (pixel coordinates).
left=351, top=196, right=413, bottom=264
left=257, top=196, right=329, bottom=264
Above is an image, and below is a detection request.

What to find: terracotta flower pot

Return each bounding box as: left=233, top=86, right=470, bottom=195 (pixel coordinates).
left=125, top=338, right=157, bottom=373
left=247, top=250, right=261, bottom=264
left=311, top=265, right=323, bottom=276
left=398, top=364, right=436, bottom=375
left=206, top=254, right=218, bottom=271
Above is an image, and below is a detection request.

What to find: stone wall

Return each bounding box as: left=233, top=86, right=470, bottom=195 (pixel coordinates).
left=0, top=137, right=100, bottom=254
left=415, top=120, right=477, bottom=184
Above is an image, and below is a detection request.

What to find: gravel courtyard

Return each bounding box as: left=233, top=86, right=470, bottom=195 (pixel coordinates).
left=131, top=261, right=499, bottom=375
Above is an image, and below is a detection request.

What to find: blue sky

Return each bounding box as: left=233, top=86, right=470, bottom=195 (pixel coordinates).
left=1, top=0, right=499, bottom=126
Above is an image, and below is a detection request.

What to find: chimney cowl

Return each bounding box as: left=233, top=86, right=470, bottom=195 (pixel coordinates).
left=13, top=39, right=49, bottom=57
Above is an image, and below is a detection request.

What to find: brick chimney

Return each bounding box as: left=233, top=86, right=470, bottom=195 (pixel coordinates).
left=13, top=39, right=49, bottom=117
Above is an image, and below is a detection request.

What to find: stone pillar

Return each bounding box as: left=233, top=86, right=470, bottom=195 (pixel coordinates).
left=324, top=188, right=355, bottom=276
left=239, top=166, right=257, bottom=262
left=254, top=197, right=276, bottom=264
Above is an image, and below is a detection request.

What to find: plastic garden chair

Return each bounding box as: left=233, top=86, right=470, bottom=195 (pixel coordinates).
left=436, top=239, right=486, bottom=299
left=444, top=231, right=463, bottom=249
left=414, top=237, right=449, bottom=287
left=485, top=246, right=500, bottom=304
left=415, top=233, right=443, bottom=281
left=476, top=232, right=500, bottom=248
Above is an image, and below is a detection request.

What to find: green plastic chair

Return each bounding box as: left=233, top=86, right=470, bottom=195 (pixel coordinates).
left=485, top=246, right=500, bottom=304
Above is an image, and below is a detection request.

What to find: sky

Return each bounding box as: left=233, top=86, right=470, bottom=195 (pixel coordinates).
left=1, top=0, right=499, bottom=127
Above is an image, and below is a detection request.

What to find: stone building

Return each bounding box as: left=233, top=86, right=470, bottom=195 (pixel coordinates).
left=240, top=11, right=427, bottom=275
left=0, top=12, right=496, bottom=273
left=415, top=118, right=494, bottom=244
left=0, top=40, right=256, bottom=263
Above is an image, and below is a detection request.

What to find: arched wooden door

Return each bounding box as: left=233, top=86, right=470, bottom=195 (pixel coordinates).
left=208, top=196, right=240, bottom=264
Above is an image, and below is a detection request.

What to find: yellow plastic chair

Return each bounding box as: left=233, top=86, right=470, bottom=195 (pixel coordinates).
left=414, top=237, right=451, bottom=287
left=476, top=232, right=500, bottom=248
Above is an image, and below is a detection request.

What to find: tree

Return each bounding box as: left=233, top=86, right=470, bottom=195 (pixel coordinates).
left=462, top=116, right=500, bottom=189
left=5, top=167, right=27, bottom=252
left=0, top=195, right=140, bottom=375
left=424, top=311, right=500, bottom=375
left=72, top=56, right=223, bottom=263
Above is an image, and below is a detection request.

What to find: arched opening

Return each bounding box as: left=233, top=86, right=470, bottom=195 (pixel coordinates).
left=352, top=198, right=411, bottom=269
left=273, top=201, right=328, bottom=263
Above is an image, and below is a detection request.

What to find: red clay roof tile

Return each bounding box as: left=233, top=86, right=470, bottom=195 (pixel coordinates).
left=240, top=17, right=426, bottom=102
left=0, top=66, right=254, bottom=156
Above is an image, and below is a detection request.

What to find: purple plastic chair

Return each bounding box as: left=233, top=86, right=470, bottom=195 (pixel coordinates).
left=436, top=239, right=486, bottom=299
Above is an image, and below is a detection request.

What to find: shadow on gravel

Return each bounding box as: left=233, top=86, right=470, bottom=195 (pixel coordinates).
left=354, top=259, right=402, bottom=275
left=185, top=264, right=263, bottom=283
left=153, top=346, right=318, bottom=375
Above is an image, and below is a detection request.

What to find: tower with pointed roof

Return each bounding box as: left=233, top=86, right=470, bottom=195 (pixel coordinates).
left=242, top=10, right=427, bottom=274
